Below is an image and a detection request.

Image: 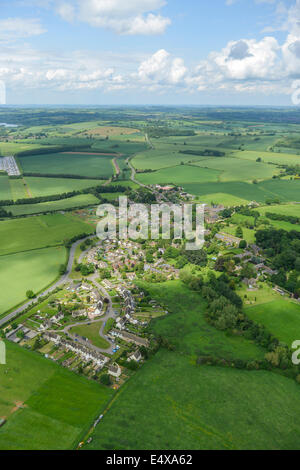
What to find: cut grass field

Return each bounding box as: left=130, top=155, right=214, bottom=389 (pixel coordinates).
left=0, top=246, right=67, bottom=316
left=19, top=152, right=115, bottom=178
left=137, top=165, right=220, bottom=186
left=70, top=321, right=110, bottom=350
left=87, top=349, right=300, bottom=450
left=25, top=176, right=103, bottom=197
left=0, top=341, right=113, bottom=450
left=0, top=213, right=93, bottom=256
left=246, top=299, right=300, bottom=346
left=5, top=194, right=99, bottom=216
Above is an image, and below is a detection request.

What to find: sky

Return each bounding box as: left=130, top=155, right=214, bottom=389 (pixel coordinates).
left=0, top=0, right=300, bottom=105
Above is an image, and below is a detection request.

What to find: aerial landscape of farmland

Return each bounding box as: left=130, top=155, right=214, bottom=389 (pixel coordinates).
left=2, top=0, right=300, bottom=460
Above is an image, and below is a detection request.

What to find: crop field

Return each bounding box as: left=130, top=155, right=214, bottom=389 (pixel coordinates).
left=0, top=142, right=42, bottom=156
left=25, top=177, right=103, bottom=197
left=19, top=152, right=115, bottom=178
left=0, top=341, right=113, bottom=450
left=246, top=299, right=300, bottom=346
left=87, top=349, right=300, bottom=450
left=0, top=246, right=67, bottom=315
left=5, top=194, right=99, bottom=216
left=193, top=157, right=278, bottom=182
left=0, top=175, right=11, bottom=200
left=70, top=322, right=110, bottom=349
left=137, top=165, right=220, bottom=186
left=0, top=213, right=93, bottom=256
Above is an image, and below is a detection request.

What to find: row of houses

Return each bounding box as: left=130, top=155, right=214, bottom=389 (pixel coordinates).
left=43, top=332, right=109, bottom=368
left=110, top=328, right=149, bottom=348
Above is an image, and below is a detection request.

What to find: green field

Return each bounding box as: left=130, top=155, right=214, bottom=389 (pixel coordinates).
left=137, top=165, right=220, bottom=186
left=0, top=246, right=67, bottom=315
left=0, top=175, right=11, bottom=200
left=246, top=299, right=300, bottom=346
left=19, top=152, right=115, bottom=178
left=0, top=213, right=93, bottom=256
left=87, top=349, right=300, bottom=450
left=143, top=281, right=264, bottom=361
left=258, top=204, right=300, bottom=218
left=25, top=176, right=103, bottom=197
left=5, top=194, right=99, bottom=216
left=193, top=157, right=278, bottom=182
left=232, top=149, right=300, bottom=167
left=0, top=341, right=113, bottom=450
left=70, top=321, right=110, bottom=350
left=183, top=180, right=300, bottom=203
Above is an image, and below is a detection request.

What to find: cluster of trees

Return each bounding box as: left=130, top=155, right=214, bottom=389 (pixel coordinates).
left=255, top=228, right=300, bottom=295
left=0, top=207, right=12, bottom=217
left=75, top=263, right=95, bottom=276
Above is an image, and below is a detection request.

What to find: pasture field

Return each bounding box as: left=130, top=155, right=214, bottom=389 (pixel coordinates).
left=195, top=192, right=250, bottom=206
left=5, top=194, right=99, bottom=216
left=70, top=322, right=110, bottom=350
left=183, top=180, right=300, bottom=203
left=0, top=175, right=12, bottom=200
left=0, top=213, right=93, bottom=256
left=87, top=349, right=300, bottom=450
left=0, top=246, right=67, bottom=316
left=19, top=152, right=115, bottom=178
left=193, top=157, right=278, bottom=182
left=141, top=281, right=264, bottom=361
left=137, top=165, right=220, bottom=186
left=0, top=341, right=113, bottom=450
left=246, top=299, right=300, bottom=346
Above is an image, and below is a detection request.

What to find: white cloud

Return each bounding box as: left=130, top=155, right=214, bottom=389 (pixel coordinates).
left=138, top=49, right=187, bottom=86
left=0, top=18, right=46, bottom=42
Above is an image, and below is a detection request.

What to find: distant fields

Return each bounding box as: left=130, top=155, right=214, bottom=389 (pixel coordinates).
left=5, top=194, right=99, bottom=216
left=70, top=322, right=110, bottom=350
left=0, top=213, right=93, bottom=256
left=0, top=341, right=113, bottom=450
left=0, top=246, right=67, bottom=315
left=87, top=349, right=300, bottom=450
left=19, top=152, right=115, bottom=178
left=246, top=299, right=300, bottom=346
